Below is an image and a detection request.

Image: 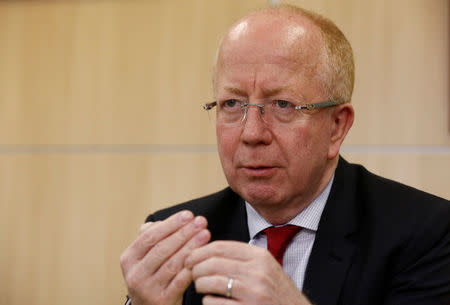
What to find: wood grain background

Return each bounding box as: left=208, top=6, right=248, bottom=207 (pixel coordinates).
left=0, top=0, right=448, bottom=304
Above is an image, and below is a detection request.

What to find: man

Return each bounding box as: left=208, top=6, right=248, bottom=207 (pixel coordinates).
left=120, top=5, right=450, bottom=305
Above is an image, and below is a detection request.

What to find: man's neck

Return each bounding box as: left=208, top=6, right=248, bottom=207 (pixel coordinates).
left=251, top=158, right=338, bottom=225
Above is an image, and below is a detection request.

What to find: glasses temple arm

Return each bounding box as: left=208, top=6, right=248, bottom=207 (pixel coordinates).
left=296, top=100, right=338, bottom=111
left=203, top=101, right=217, bottom=110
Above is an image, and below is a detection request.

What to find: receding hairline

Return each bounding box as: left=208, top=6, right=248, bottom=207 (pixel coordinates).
left=213, top=5, right=330, bottom=93
left=213, top=4, right=355, bottom=104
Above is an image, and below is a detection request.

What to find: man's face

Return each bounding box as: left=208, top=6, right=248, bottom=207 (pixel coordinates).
left=214, top=15, right=335, bottom=219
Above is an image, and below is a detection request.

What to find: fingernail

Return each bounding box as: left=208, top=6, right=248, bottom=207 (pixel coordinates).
left=179, top=211, right=193, bottom=222
left=196, top=229, right=209, bottom=243
left=194, top=216, right=205, bottom=228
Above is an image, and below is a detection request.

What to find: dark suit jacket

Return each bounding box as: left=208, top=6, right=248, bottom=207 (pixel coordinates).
left=147, top=158, right=450, bottom=305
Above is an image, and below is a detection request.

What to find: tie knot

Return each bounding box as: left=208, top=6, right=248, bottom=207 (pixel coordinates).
left=263, top=225, right=301, bottom=265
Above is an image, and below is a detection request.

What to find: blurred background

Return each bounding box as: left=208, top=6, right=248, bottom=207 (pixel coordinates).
left=0, top=0, right=448, bottom=304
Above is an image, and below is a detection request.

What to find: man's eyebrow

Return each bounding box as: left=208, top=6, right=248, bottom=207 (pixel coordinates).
left=223, top=86, right=305, bottom=100
left=262, top=87, right=286, bottom=96
left=262, top=86, right=304, bottom=99
left=224, top=87, right=247, bottom=96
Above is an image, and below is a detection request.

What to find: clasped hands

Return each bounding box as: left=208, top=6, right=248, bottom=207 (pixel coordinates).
left=120, top=210, right=310, bottom=305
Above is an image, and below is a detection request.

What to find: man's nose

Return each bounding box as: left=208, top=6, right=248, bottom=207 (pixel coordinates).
left=240, top=106, right=272, bottom=145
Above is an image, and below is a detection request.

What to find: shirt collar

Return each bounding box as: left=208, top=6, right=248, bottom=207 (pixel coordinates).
left=245, top=175, right=334, bottom=239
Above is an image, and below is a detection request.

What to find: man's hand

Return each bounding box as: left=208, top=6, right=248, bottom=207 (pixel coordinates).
left=185, top=241, right=311, bottom=305
left=120, top=211, right=211, bottom=305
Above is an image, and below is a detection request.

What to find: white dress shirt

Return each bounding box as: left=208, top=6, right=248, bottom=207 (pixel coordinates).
left=246, top=176, right=333, bottom=290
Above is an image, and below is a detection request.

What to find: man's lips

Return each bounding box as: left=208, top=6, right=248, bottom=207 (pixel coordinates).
left=239, top=165, right=279, bottom=177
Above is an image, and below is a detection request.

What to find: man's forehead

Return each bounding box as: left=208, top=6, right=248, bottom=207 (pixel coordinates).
left=227, top=14, right=308, bottom=43
left=227, top=19, right=249, bottom=41
left=216, top=12, right=325, bottom=71
left=224, top=13, right=311, bottom=50
left=213, top=11, right=328, bottom=97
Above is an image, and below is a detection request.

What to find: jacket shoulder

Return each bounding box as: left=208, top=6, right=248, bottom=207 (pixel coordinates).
left=145, top=187, right=249, bottom=242
left=146, top=187, right=238, bottom=222
left=328, top=159, right=450, bottom=304
left=333, top=158, right=450, bottom=256
left=343, top=160, right=450, bottom=267
left=347, top=160, right=449, bottom=212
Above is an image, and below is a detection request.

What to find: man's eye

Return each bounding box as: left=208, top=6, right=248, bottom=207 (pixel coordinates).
left=275, top=100, right=293, bottom=109
left=223, top=99, right=239, bottom=108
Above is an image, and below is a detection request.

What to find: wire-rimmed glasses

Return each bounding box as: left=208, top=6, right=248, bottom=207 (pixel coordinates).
left=203, top=99, right=338, bottom=125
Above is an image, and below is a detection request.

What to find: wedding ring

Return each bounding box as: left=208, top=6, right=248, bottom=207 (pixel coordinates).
left=226, top=277, right=234, bottom=298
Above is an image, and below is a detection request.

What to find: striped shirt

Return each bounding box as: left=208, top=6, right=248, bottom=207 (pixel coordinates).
left=246, top=176, right=333, bottom=290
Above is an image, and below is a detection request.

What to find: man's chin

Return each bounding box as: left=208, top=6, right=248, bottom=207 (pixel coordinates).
left=237, top=183, right=281, bottom=206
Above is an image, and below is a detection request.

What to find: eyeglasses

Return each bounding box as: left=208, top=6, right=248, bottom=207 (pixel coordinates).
left=203, top=99, right=338, bottom=125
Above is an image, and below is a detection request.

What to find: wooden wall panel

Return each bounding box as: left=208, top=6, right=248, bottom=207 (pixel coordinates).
left=0, top=0, right=266, bottom=145
left=288, top=0, right=450, bottom=145
left=0, top=154, right=226, bottom=305
left=0, top=1, right=448, bottom=305
left=0, top=0, right=448, bottom=145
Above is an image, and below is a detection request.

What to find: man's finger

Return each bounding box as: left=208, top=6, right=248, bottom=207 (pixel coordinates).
left=157, top=229, right=211, bottom=288
left=194, top=275, right=240, bottom=298
left=122, top=230, right=208, bottom=305
left=163, top=230, right=211, bottom=296
left=138, top=221, right=160, bottom=235
left=202, top=294, right=240, bottom=305
left=191, top=256, right=242, bottom=281
left=139, top=216, right=208, bottom=276
left=121, top=210, right=194, bottom=270
left=185, top=240, right=264, bottom=269
left=165, top=267, right=193, bottom=301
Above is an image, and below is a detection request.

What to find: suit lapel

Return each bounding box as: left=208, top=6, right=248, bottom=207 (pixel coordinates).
left=208, top=189, right=250, bottom=243
left=184, top=189, right=249, bottom=305
left=303, top=158, right=359, bottom=305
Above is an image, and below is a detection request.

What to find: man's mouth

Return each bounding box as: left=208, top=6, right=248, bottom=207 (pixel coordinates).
left=240, top=165, right=278, bottom=177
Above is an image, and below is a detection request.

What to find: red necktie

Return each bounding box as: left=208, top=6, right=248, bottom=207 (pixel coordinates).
left=263, top=225, right=301, bottom=265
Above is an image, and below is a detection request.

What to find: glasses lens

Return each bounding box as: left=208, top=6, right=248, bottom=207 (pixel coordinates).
left=217, top=100, right=244, bottom=124
left=269, top=100, right=297, bottom=123
left=205, top=108, right=217, bottom=125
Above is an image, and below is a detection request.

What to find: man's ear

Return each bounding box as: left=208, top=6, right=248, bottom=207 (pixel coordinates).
left=328, top=103, right=354, bottom=159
